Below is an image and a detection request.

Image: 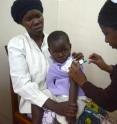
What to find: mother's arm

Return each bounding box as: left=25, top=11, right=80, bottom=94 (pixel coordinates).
left=8, top=38, right=49, bottom=108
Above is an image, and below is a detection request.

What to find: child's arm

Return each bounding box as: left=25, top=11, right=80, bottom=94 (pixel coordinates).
left=67, top=79, right=78, bottom=124
left=69, top=79, right=78, bottom=103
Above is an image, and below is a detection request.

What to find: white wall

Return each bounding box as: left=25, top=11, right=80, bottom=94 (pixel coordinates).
left=0, top=0, right=58, bottom=123
left=0, top=0, right=117, bottom=123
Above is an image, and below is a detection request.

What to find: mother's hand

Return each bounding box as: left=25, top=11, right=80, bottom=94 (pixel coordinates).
left=43, top=99, right=77, bottom=118
left=55, top=101, right=78, bottom=118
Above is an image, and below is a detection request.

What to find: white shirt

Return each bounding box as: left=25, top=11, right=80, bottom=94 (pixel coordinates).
left=8, top=33, right=52, bottom=113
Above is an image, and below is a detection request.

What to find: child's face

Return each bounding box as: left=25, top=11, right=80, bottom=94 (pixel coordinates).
left=49, top=39, right=71, bottom=63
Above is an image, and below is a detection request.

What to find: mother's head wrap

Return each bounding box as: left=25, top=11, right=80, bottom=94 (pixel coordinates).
left=11, top=0, right=43, bottom=24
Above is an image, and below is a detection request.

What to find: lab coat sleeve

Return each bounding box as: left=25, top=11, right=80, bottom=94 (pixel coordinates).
left=8, top=38, right=49, bottom=107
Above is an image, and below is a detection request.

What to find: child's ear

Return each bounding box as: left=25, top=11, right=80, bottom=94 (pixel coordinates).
left=70, top=43, right=72, bottom=49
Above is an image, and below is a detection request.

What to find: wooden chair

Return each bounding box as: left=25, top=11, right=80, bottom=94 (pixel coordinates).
left=5, top=46, right=32, bottom=124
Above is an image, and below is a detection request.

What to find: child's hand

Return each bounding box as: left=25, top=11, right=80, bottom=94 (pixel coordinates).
left=66, top=116, right=76, bottom=124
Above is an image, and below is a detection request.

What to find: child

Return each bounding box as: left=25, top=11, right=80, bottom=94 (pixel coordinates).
left=31, top=31, right=85, bottom=124
left=46, top=31, right=87, bottom=124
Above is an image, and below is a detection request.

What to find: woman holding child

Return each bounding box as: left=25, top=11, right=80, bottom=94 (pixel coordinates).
left=8, top=0, right=77, bottom=123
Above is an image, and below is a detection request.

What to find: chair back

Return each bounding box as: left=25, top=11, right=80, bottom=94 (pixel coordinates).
left=5, top=45, right=32, bottom=124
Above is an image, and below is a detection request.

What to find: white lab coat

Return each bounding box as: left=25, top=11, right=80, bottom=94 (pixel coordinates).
left=8, top=33, right=53, bottom=113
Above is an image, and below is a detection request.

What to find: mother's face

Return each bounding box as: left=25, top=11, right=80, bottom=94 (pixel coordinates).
left=101, top=26, right=117, bottom=49
left=21, top=9, right=44, bottom=36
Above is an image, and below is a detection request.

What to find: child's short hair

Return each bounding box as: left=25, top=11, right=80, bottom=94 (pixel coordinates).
left=47, top=31, right=70, bottom=47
